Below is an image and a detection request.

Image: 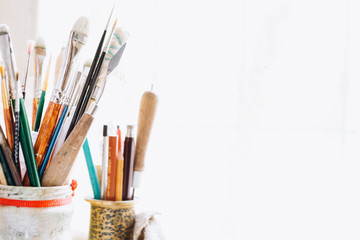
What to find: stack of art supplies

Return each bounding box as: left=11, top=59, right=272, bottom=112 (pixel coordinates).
left=85, top=89, right=158, bottom=201
left=0, top=6, right=133, bottom=188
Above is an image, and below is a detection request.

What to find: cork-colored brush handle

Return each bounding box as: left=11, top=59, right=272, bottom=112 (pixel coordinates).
left=133, top=91, right=158, bottom=172
left=42, top=113, right=94, bottom=186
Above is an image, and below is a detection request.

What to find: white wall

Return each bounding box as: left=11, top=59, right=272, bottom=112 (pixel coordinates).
left=2, top=0, right=360, bottom=239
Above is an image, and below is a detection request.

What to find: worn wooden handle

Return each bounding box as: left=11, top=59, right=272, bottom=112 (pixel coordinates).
left=42, top=113, right=94, bottom=186
left=133, top=91, right=158, bottom=172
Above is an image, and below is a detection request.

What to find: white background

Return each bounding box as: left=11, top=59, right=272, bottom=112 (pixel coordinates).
left=1, top=0, right=360, bottom=239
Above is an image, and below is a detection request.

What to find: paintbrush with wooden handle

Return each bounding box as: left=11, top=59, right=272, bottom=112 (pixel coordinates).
left=132, top=91, right=158, bottom=196
left=41, top=105, right=97, bottom=186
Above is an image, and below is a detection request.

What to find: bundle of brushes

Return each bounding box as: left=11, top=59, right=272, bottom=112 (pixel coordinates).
left=0, top=8, right=129, bottom=187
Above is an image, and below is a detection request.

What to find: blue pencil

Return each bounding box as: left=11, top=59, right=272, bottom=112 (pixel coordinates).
left=83, top=138, right=101, bottom=199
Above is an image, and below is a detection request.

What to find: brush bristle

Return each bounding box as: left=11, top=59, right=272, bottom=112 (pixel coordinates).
left=27, top=41, right=33, bottom=54
left=84, top=58, right=92, bottom=68
left=0, top=24, right=9, bottom=34
left=72, top=16, right=89, bottom=36
left=35, top=37, right=46, bottom=49
left=105, top=27, right=128, bottom=60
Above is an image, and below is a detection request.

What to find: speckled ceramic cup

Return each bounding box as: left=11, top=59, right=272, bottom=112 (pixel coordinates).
left=85, top=198, right=136, bottom=240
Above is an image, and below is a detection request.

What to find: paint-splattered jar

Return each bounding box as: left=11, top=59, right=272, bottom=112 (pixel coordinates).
left=85, top=198, right=136, bottom=240
left=0, top=185, right=73, bottom=240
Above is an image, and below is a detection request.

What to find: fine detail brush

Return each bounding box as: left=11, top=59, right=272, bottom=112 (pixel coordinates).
left=33, top=37, right=46, bottom=130
left=23, top=16, right=89, bottom=186
left=66, top=8, right=115, bottom=138
left=0, top=66, right=14, bottom=151
left=34, top=56, right=51, bottom=132
left=86, top=27, right=128, bottom=112
left=71, top=19, right=118, bottom=131
left=21, top=41, right=32, bottom=99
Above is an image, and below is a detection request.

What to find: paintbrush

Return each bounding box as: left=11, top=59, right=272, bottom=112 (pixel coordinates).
left=0, top=25, right=39, bottom=186
left=86, top=27, right=128, bottom=112
left=34, top=56, right=51, bottom=132
left=33, top=37, right=46, bottom=130
left=22, top=41, right=32, bottom=99
left=42, top=104, right=98, bottom=186
left=13, top=73, right=20, bottom=174
left=55, top=45, right=66, bottom=87
left=38, top=67, right=81, bottom=178
left=132, top=91, right=158, bottom=195
left=66, top=7, right=115, bottom=138
left=0, top=24, right=17, bottom=101
left=70, top=19, right=118, bottom=132
left=52, top=61, right=91, bottom=158
left=0, top=66, right=14, bottom=151
left=23, top=16, right=89, bottom=186
left=0, top=126, right=22, bottom=186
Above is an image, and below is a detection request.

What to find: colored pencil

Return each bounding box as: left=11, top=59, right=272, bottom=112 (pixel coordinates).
left=83, top=138, right=101, bottom=199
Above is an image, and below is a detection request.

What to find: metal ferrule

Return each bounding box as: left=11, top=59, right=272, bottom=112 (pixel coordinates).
left=63, top=70, right=81, bottom=105
left=52, top=31, right=87, bottom=103
left=70, top=66, right=89, bottom=108
left=86, top=103, right=98, bottom=116
left=126, top=125, right=134, bottom=138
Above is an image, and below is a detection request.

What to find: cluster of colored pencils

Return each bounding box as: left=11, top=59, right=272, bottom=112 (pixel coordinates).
left=85, top=90, right=158, bottom=201
left=0, top=8, right=128, bottom=187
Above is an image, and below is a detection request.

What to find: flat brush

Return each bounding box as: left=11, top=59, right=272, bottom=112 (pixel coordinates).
left=0, top=66, right=14, bottom=151
left=66, top=7, right=115, bottom=138
left=54, top=45, right=66, bottom=87
left=34, top=56, right=51, bottom=132
left=0, top=24, right=17, bottom=101
left=22, top=41, right=32, bottom=99
left=23, top=16, right=89, bottom=186
left=33, top=37, right=46, bottom=130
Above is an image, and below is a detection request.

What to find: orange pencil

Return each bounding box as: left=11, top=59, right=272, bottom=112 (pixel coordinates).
left=106, top=136, right=117, bottom=201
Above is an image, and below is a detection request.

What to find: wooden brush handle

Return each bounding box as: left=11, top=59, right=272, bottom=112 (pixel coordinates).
left=32, top=98, right=39, bottom=130
left=42, top=113, right=94, bottom=186
left=133, top=91, right=158, bottom=172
